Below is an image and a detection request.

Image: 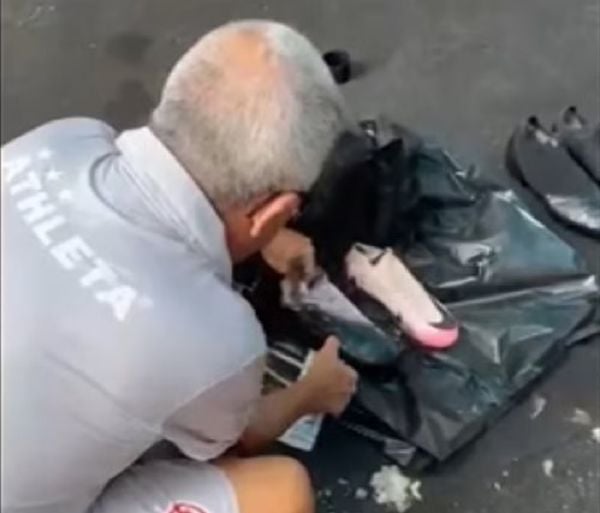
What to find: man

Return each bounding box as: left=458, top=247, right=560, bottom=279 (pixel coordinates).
left=1, top=20, right=358, bottom=513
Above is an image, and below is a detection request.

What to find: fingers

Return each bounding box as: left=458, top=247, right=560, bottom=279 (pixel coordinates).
left=286, top=237, right=315, bottom=280
left=308, top=266, right=325, bottom=287
left=320, top=336, right=358, bottom=390
left=341, top=365, right=358, bottom=394
left=330, top=404, right=347, bottom=417
left=329, top=388, right=355, bottom=417
left=289, top=252, right=315, bottom=283
left=321, top=337, right=357, bottom=374
left=322, top=336, right=340, bottom=354
left=308, top=336, right=359, bottom=417
left=346, top=366, right=359, bottom=389
left=261, top=228, right=316, bottom=278
left=301, top=245, right=316, bottom=278
left=331, top=361, right=358, bottom=417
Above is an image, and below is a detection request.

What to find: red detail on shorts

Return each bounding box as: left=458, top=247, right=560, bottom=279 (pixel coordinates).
left=166, top=502, right=209, bottom=513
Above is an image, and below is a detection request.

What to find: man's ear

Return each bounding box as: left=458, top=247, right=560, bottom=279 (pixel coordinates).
left=249, top=192, right=300, bottom=238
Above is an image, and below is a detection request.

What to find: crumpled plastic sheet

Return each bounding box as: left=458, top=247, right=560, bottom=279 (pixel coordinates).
left=236, top=126, right=600, bottom=468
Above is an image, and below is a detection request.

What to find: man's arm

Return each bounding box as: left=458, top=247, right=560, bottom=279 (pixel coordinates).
left=237, top=337, right=357, bottom=455
left=237, top=382, right=311, bottom=455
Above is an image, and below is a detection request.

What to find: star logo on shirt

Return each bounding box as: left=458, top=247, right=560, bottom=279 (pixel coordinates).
left=46, top=169, right=63, bottom=182
left=58, top=189, right=74, bottom=202
left=38, top=148, right=53, bottom=160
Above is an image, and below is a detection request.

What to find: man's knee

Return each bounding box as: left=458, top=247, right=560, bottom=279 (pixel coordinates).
left=273, top=457, right=314, bottom=513
left=218, top=455, right=314, bottom=513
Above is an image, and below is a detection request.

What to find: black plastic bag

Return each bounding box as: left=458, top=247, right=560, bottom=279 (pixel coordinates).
left=235, top=124, right=599, bottom=467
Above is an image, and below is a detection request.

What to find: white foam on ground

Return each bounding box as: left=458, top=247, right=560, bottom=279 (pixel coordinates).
left=409, top=481, right=422, bottom=502
left=569, top=408, right=592, bottom=426
left=530, top=395, right=547, bottom=419
left=355, top=487, right=369, bottom=500
left=370, top=465, right=422, bottom=513
left=543, top=459, right=554, bottom=478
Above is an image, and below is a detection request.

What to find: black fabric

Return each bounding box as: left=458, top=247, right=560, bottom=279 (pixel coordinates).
left=235, top=124, right=600, bottom=467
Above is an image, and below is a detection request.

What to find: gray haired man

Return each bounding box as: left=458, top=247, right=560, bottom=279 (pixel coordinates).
left=1, top=20, right=358, bottom=513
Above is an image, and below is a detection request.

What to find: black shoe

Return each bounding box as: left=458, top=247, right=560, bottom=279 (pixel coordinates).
left=506, top=116, right=600, bottom=238
left=553, top=106, right=600, bottom=185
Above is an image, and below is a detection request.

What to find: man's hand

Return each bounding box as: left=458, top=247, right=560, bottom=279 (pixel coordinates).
left=238, top=337, right=357, bottom=455
left=299, top=337, right=358, bottom=417
left=261, top=228, right=316, bottom=280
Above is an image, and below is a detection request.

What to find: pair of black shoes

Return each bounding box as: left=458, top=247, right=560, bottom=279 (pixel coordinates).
left=507, top=107, right=600, bottom=238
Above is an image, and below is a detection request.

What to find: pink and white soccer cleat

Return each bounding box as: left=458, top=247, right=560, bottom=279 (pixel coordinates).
left=345, top=243, right=459, bottom=349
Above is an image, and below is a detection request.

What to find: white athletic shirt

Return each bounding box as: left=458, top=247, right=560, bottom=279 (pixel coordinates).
left=1, top=119, right=266, bottom=513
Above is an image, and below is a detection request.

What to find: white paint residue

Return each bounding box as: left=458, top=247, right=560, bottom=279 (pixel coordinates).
left=17, top=4, right=56, bottom=27
left=355, top=487, right=369, bottom=500
left=19, top=5, right=44, bottom=25
left=370, top=465, right=422, bottom=513
left=569, top=408, right=592, bottom=426
left=591, top=427, right=600, bottom=443
left=543, top=459, right=554, bottom=478
left=530, top=395, right=547, bottom=419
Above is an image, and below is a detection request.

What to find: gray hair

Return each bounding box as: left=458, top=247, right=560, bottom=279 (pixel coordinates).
left=151, top=20, right=350, bottom=208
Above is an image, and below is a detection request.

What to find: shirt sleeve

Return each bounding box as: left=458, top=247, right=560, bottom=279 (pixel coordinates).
left=161, top=355, right=265, bottom=461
